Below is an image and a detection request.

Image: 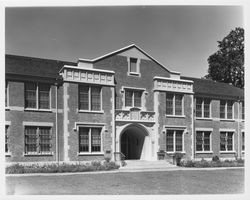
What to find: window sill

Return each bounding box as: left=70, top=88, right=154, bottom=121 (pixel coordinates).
left=166, top=115, right=185, bottom=118
left=196, top=151, right=213, bottom=154
left=5, top=153, right=11, bottom=157
left=195, top=117, right=212, bottom=121
left=219, top=151, right=236, bottom=154
left=78, top=110, right=104, bottom=114
left=166, top=151, right=186, bottom=155
left=5, top=107, right=10, bottom=111
left=220, top=119, right=235, bottom=122
left=128, top=72, right=141, bottom=77
left=78, top=152, right=104, bottom=156
left=23, top=153, right=54, bottom=156
left=24, top=108, right=52, bottom=113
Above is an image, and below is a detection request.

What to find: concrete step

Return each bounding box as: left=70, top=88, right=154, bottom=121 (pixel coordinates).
left=120, top=160, right=176, bottom=170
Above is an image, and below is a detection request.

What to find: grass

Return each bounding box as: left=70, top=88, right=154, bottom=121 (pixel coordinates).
left=180, top=159, right=244, bottom=168
left=6, top=161, right=120, bottom=174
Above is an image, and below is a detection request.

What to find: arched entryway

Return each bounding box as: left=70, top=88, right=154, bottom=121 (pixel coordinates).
left=120, top=124, right=150, bottom=160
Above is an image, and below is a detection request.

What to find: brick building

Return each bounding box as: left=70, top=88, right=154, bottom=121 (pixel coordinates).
left=5, top=44, right=245, bottom=163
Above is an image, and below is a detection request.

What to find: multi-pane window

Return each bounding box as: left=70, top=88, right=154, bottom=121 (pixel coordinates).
left=242, top=132, right=245, bottom=151
left=79, top=127, right=102, bottom=153
left=5, top=125, right=9, bottom=153
left=242, top=102, right=245, bottom=120
left=166, top=93, right=183, bottom=116
left=5, top=82, right=9, bottom=107
left=196, top=131, right=211, bottom=151
left=220, top=100, right=234, bottom=119
left=220, top=132, right=234, bottom=151
left=125, top=89, right=142, bottom=108
left=79, top=85, right=101, bottom=111
left=25, top=82, right=50, bottom=109
left=166, top=130, right=183, bottom=152
left=25, top=126, right=52, bottom=154
left=196, top=98, right=211, bottom=118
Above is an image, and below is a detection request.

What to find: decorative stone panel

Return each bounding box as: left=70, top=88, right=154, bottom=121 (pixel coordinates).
left=115, top=109, right=155, bottom=123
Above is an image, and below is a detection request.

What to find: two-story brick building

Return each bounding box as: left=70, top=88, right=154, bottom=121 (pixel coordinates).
left=5, top=44, right=244, bottom=163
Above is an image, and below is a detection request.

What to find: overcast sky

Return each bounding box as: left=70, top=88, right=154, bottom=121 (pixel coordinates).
left=5, top=6, right=243, bottom=78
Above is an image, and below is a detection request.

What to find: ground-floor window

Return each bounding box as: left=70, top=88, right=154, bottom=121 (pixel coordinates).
left=166, top=129, right=183, bottom=152
left=79, top=127, right=102, bottom=153
left=220, top=132, right=234, bottom=151
left=25, top=126, right=52, bottom=154
left=242, top=132, right=245, bottom=152
left=5, top=125, right=9, bottom=153
left=196, top=131, right=211, bottom=151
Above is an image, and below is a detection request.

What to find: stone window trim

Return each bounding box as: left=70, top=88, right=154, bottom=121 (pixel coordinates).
left=127, top=57, right=141, bottom=77
left=165, top=93, right=184, bottom=117
left=219, top=129, right=235, bottom=153
left=5, top=81, right=9, bottom=109
left=23, top=125, right=53, bottom=156
left=121, top=86, right=147, bottom=110
left=195, top=130, right=212, bottom=153
left=78, top=84, right=103, bottom=113
left=195, top=97, right=212, bottom=119
left=24, top=82, right=52, bottom=111
left=219, top=100, right=235, bottom=120
left=164, top=126, right=186, bottom=154
left=76, top=124, right=104, bottom=155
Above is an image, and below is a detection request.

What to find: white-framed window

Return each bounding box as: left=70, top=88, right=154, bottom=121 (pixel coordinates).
left=195, top=98, right=211, bottom=118
left=128, top=57, right=140, bottom=76
left=220, top=100, right=234, bottom=119
left=166, top=93, right=183, bottom=116
left=25, top=82, right=51, bottom=110
left=196, top=131, right=211, bottom=151
left=25, top=126, right=52, bottom=155
left=166, top=129, right=184, bottom=152
left=220, top=131, right=234, bottom=152
left=5, top=125, right=9, bottom=154
left=5, top=81, right=9, bottom=108
left=125, top=89, right=143, bottom=108
left=242, top=131, right=245, bottom=152
left=79, top=85, right=102, bottom=111
left=79, top=127, right=102, bottom=153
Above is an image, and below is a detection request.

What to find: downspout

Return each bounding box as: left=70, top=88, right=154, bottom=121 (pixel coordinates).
left=112, top=87, right=116, bottom=161
left=55, top=81, right=59, bottom=163
left=237, top=98, right=240, bottom=159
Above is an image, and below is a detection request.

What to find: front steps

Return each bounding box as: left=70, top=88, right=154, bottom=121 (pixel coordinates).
left=119, top=160, right=176, bottom=171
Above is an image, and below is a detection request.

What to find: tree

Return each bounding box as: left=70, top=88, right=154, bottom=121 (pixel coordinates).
left=205, top=27, right=244, bottom=88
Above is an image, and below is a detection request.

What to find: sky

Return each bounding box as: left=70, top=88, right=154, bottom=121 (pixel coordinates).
left=5, top=6, right=243, bottom=78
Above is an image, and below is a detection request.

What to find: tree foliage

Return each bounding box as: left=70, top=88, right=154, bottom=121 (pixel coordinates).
left=205, top=27, right=244, bottom=88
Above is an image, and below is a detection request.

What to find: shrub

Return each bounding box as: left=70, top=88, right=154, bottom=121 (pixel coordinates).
left=212, top=155, right=220, bottom=162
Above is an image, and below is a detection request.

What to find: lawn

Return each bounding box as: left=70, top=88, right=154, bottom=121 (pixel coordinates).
left=6, top=168, right=244, bottom=195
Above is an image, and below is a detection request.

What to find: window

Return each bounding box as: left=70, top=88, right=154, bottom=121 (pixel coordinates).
left=241, top=102, right=245, bottom=119
left=25, top=82, right=50, bottom=109
left=5, top=125, right=9, bottom=153
left=220, top=132, right=234, bottom=151
left=196, top=131, right=211, bottom=151
left=220, top=100, right=234, bottom=119
left=166, top=93, right=183, bottom=116
left=125, top=89, right=142, bottom=108
left=195, top=98, right=211, bottom=118
left=166, top=130, right=183, bottom=152
left=242, top=132, right=245, bottom=152
left=79, top=127, right=102, bottom=153
left=5, top=81, right=9, bottom=108
left=128, top=57, right=140, bottom=75
left=25, top=126, right=52, bottom=154
left=79, top=85, right=101, bottom=111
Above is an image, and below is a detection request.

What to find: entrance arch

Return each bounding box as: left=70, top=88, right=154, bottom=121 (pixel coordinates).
left=120, top=124, right=150, bottom=160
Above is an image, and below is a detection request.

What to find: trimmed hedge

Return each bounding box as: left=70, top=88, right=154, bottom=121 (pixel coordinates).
left=180, top=159, right=244, bottom=168
left=6, top=161, right=120, bottom=174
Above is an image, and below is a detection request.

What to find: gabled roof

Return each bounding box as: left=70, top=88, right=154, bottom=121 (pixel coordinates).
left=78, top=44, right=180, bottom=75
left=5, top=54, right=76, bottom=79
left=182, top=76, right=244, bottom=100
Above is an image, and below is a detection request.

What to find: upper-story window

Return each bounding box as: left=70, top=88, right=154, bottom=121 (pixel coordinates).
left=25, top=82, right=51, bottom=110
left=79, top=85, right=101, bottom=111
left=128, top=57, right=140, bottom=76
left=196, top=98, right=211, bottom=118
left=125, top=89, right=142, bottom=108
left=166, top=93, right=183, bottom=116
left=242, top=101, right=244, bottom=120
left=220, top=100, right=233, bottom=119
